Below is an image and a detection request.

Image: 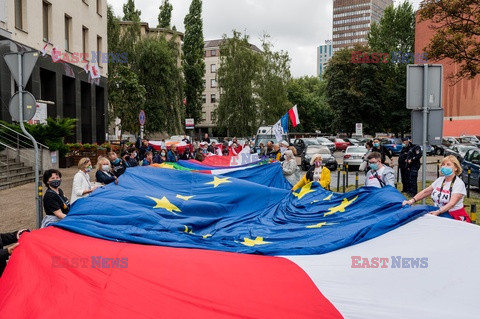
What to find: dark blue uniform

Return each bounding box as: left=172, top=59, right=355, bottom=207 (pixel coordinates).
left=406, top=144, right=422, bottom=196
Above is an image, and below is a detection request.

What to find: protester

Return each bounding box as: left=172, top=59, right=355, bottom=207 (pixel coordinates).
left=108, top=151, right=127, bottom=177
left=182, top=135, right=191, bottom=144
left=1, top=229, right=29, bottom=276
left=279, top=140, right=289, bottom=161
left=138, top=139, right=153, bottom=161
left=359, top=140, right=373, bottom=173
left=153, top=149, right=167, bottom=164
left=71, top=158, right=98, bottom=204
left=124, top=147, right=139, bottom=167
left=95, top=156, right=118, bottom=185
left=293, top=154, right=331, bottom=190
left=42, top=169, right=70, bottom=227
left=405, top=139, right=422, bottom=197
left=364, top=152, right=395, bottom=188
left=372, top=138, right=393, bottom=166
left=282, top=150, right=299, bottom=185
left=270, top=144, right=281, bottom=161
left=202, top=133, right=211, bottom=144
left=167, top=144, right=178, bottom=162
left=180, top=147, right=194, bottom=160
left=142, top=151, right=153, bottom=166
left=402, top=155, right=470, bottom=222
left=231, top=137, right=243, bottom=154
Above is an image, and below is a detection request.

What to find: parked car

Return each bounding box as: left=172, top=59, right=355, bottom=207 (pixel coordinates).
left=444, top=145, right=478, bottom=161
left=461, top=148, right=480, bottom=188
left=380, top=138, right=403, bottom=155
left=459, top=135, right=480, bottom=147
left=444, top=136, right=460, bottom=146
left=301, top=145, right=338, bottom=171
left=328, top=137, right=349, bottom=151
left=343, top=146, right=368, bottom=170
left=293, top=138, right=320, bottom=155
left=316, top=137, right=336, bottom=153
left=344, top=138, right=361, bottom=146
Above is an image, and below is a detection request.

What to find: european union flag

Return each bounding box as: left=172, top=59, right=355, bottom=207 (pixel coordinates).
left=56, top=167, right=434, bottom=255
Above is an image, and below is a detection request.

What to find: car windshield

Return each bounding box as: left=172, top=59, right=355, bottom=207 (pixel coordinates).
left=306, top=147, right=330, bottom=155
left=348, top=138, right=359, bottom=143
left=304, top=139, right=320, bottom=145
left=317, top=137, right=331, bottom=143
left=458, top=145, right=473, bottom=152
left=336, top=138, right=346, bottom=143
left=346, top=147, right=367, bottom=153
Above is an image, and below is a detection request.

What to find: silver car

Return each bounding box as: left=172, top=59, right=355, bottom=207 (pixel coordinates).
left=343, top=146, right=367, bottom=170
left=316, top=137, right=336, bottom=153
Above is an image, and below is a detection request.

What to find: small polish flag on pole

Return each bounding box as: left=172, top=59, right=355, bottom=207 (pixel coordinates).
left=90, top=64, right=101, bottom=79
left=288, top=105, right=300, bottom=127
left=51, top=47, right=61, bottom=62
left=83, top=61, right=90, bottom=74
left=41, top=43, right=48, bottom=56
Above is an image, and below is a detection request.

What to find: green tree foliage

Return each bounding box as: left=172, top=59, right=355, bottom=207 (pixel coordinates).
left=286, top=77, right=333, bottom=134
left=418, top=0, right=480, bottom=80
left=158, top=0, right=173, bottom=29
left=216, top=31, right=261, bottom=137
left=368, top=1, right=415, bottom=135
left=183, top=0, right=205, bottom=124
left=107, top=5, right=121, bottom=54
left=122, top=0, right=141, bottom=22
left=256, top=36, right=292, bottom=125
left=135, top=37, right=184, bottom=134
left=108, top=64, right=146, bottom=134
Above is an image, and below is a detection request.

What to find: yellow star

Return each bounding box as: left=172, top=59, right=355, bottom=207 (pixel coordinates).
left=306, top=222, right=327, bottom=229
left=202, top=234, right=212, bottom=239
left=293, top=182, right=316, bottom=199
left=241, top=236, right=271, bottom=247
left=206, top=176, right=231, bottom=188
left=183, top=225, right=194, bottom=234
left=323, top=193, right=333, bottom=201
left=324, top=196, right=358, bottom=217
left=176, top=194, right=194, bottom=201
left=147, top=196, right=181, bottom=215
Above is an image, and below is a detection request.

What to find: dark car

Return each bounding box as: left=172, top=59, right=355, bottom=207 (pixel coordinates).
left=461, top=148, right=480, bottom=188
left=381, top=138, right=403, bottom=155
left=301, top=145, right=338, bottom=171
left=293, top=138, right=320, bottom=155
left=344, top=138, right=361, bottom=146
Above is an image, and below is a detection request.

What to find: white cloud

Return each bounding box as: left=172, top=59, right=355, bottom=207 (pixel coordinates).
left=107, top=0, right=421, bottom=78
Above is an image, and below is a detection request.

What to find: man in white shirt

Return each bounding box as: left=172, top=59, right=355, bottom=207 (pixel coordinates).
left=364, top=152, right=395, bottom=188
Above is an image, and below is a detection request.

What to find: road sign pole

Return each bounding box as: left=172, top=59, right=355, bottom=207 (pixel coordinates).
left=16, top=53, right=42, bottom=228
left=421, top=64, right=428, bottom=204
left=140, top=125, right=144, bottom=139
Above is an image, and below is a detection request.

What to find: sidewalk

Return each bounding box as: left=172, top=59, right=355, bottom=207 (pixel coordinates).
left=0, top=167, right=78, bottom=233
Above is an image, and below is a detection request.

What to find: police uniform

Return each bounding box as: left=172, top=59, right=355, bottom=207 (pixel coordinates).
left=406, top=143, right=422, bottom=196
left=398, top=139, right=411, bottom=192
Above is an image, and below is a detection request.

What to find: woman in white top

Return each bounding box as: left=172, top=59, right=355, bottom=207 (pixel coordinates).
left=402, top=155, right=470, bottom=222
left=282, top=150, right=299, bottom=185
left=71, top=157, right=98, bottom=204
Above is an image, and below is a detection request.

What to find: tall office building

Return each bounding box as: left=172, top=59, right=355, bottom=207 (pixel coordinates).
left=332, top=0, right=393, bottom=52
left=317, top=41, right=333, bottom=77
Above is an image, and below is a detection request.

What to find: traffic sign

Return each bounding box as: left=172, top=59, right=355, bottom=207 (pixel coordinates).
left=406, top=64, right=443, bottom=110
left=185, top=118, right=194, bottom=130
left=9, top=91, right=37, bottom=122
left=139, top=110, right=146, bottom=126
left=4, top=51, right=39, bottom=87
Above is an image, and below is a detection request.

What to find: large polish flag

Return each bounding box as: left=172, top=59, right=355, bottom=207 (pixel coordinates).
left=288, top=104, right=300, bottom=127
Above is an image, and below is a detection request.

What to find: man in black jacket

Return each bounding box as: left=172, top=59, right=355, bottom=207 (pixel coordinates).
left=1, top=229, right=28, bottom=276
left=398, top=137, right=411, bottom=192
left=372, top=138, right=393, bottom=166
left=406, top=139, right=422, bottom=197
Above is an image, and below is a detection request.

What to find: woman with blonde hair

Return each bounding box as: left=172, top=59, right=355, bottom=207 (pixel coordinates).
left=71, top=157, right=98, bottom=204
left=95, top=156, right=118, bottom=185
left=282, top=150, right=299, bottom=185
left=402, top=155, right=470, bottom=222
left=292, top=153, right=331, bottom=191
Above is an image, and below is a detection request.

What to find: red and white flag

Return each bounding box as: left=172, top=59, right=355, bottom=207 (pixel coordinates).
left=288, top=105, right=300, bottom=127
left=51, top=47, right=61, bottom=63
left=90, top=64, right=101, bottom=79
left=83, top=61, right=90, bottom=75
left=41, top=44, right=48, bottom=56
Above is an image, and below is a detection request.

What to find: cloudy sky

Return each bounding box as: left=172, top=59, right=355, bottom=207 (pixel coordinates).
left=108, top=0, right=422, bottom=78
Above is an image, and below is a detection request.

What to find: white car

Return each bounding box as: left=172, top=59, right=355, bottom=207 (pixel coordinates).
left=343, top=146, right=368, bottom=170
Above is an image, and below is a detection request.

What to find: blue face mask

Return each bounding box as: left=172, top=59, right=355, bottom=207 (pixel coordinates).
left=113, top=158, right=120, bottom=165
left=369, top=163, right=379, bottom=171
left=373, top=143, right=380, bottom=148
left=441, top=166, right=453, bottom=176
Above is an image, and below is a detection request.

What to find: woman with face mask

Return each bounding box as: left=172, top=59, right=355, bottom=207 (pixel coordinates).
left=402, top=155, right=470, bottom=222
left=292, top=153, right=331, bottom=191
left=41, top=169, right=70, bottom=227
left=95, top=156, right=118, bottom=185
left=71, top=157, right=98, bottom=204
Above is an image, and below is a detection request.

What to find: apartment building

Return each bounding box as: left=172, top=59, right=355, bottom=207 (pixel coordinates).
left=0, top=0, right=108, bottom=143
left=317, top=41, right=333, bottom=77
left=332, top=0, right=392, bottom=52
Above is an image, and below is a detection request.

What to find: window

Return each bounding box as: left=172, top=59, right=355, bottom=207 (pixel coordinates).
left=210, top=49, right=217, bottom=56
left=97, top=36, right=102, bottom=66
left=82, top=26, right=89, bottom=58
left=210, top=79, right=217, bottom=88
left=15, top=0, right=23, bottom=29
left=201, top=94, right=206, bottom=104
left=211, top=111, right=216, bottom=122
left=42, top=2, right=51, bottom=42
left=96, top=0, right=102, bottom=15
left=210, top=64, right=216, bottom=73
left=0, top=0, right=7, bottom=22
left=201, top=112, right=206, bottom=121
left=202, top=80, right=206, bottom=89
left=65, top=15, right=72, bottom=51
left=210, top=94, right=216, bottom=103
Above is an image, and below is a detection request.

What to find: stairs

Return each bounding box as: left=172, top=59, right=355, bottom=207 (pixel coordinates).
left=0, top=154, right=35, bottom=190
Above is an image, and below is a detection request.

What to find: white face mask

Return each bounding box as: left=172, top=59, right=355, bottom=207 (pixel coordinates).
left=280, top=147, right=287, bottom=153
left=102, top=165, right=110, bottom=171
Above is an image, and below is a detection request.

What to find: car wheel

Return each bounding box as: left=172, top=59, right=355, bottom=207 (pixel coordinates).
left=435, top=148, right=442, bottom=155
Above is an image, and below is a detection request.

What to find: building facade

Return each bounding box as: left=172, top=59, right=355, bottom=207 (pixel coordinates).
left=415, top=16, right=480, bottom=136
left=317, top=41, right=333, bottom=77
left=332, top=0, right=392, bottom=52
left=0, top=0, right=108, bottom=143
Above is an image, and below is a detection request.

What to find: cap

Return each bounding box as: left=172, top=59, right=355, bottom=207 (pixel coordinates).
left=401, top=137, right=409, bottom=142
left=280, top=140, right=289, bottom=146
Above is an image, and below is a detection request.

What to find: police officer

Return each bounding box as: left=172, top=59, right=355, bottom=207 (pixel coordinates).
left=405, top=139, right=422, bottom=196
left=372, top=138, right=393, bottom=166
left=398, top=137, right=411, bottom=192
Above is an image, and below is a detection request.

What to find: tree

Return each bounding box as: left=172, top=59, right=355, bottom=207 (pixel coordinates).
left=183, top=0, right=205, bottom=125
left=368, top=1, right=415, bottom=135
left=255, top=36, right=292, bottom=126
left=419, top=0, right=480, bottom=80
left=122, top=0, right=141, bottom=22
left=135, top=37, right=184, bottom=134
left=158, top=0, right=173, bottom=29
left=286, top=77, right=333, bottom=134
left=217, top=31, right=261, bottom=137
